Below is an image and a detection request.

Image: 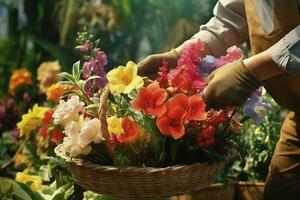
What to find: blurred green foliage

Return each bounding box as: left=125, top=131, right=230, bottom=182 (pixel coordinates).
left=227, top=94, right=285, bottom=182
left=0, top=0, right=216, bottom=96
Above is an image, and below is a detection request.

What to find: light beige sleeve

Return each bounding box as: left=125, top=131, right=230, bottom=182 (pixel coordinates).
left=176, top=0, right=249, bottom=56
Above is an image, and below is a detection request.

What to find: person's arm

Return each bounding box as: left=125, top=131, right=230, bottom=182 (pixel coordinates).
left=203, top=26, right=300, bottom=110
left=138, top=0, right=249, bottom=75
left=176, top=0, right=249, bottom=57
left=243, top=25, right=300, bottom=81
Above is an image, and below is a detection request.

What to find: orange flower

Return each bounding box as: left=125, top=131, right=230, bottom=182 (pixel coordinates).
left=156, top=107, right=186, bottom=140
left=119, top=117, right=140, bottom=144
left=9, top=68, right=32, bottom=95
left=170, top=73, right=191, bottom=92
left=131, top=82, right=167, bottom=117
left=46, top=83, right=75, bottom=102
left=156, top=94, right=207, bottom=139
left=156, top=95, right=187, bottom=139
left=167, top=94, right=207, bottom=121
left=186, top=95, right=207, bottom=121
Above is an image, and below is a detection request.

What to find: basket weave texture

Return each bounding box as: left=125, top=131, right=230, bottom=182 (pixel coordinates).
left=55, top=144, right=226, bottom=199
left=55, top=85, right=232, bottom=199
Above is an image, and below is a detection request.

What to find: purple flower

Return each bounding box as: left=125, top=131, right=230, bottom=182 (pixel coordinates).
left=23, top=92, right=30, bottom=102
left=243, top=94, right=270, bottom=125
left=75, top=42, right=92, bottom=52
left=82, top=50, right=108, bottom=96
left=6, top=98, right=15, bottom=110
left=0, top=105, right=5, bottom=120
left=198, top=55, right=216, bottom=76
left=13, top=127, right=19, bottom=140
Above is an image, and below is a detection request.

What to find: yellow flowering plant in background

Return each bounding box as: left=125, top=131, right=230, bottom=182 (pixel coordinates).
left=106, top=61, right=144, bottom=95
left=17, top=104, right=50, bottom=138
left=15, top=168, right=42, bottom=191
left=37, top=61, right=61, bottom=93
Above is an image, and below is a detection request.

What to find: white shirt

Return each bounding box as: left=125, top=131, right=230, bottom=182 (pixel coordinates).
left=183, top=0, right=300, bottom=74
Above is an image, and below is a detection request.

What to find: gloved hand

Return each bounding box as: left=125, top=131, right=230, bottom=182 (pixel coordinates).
left=137, top=49, right=179, bottom=78
left=203, top=59, right=262, bottom=110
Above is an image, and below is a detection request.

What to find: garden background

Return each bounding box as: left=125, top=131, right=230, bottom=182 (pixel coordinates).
left=0, top=0, right=285, bottom=199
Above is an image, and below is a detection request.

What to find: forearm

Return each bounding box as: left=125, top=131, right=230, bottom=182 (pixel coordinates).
left=243, top=51, right=284, bottom=81
left=176, top=0, right=248, bottom=57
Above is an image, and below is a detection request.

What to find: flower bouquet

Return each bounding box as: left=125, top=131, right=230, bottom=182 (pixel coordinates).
left=54, top=32, right=269, bottom=199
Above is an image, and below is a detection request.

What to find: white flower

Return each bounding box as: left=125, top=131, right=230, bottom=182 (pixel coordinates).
left=63, top=121, right=92, bottom=157
left=80, top=118, right=104, bottom=146
left=53, top=96, right=85, bottom=125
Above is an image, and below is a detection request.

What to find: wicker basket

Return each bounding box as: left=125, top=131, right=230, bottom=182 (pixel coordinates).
left=55, top=144, right=230, bottom=199
left=55, top=85, right=232, bottom=199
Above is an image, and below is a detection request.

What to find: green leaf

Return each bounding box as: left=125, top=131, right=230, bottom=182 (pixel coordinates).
left=59, top=72, right=75, bottom=83
left=38, top=165, right=51, bottom=182
left=86, top=75, right=101, bottom=82
left=13, top=182, right=43, bottom=200
left=127, top=89, right=137, bottom=100
left=0, top=177, right=13, bottom=197
left=60, top=90, right=78, bottom=99
left=58, top=80, right=73, bottom=86
left=77, top=80, right=86, bottom=90
left=72, top=61, right=80, bottom=81
left=12, top=183, right=32, bottom=200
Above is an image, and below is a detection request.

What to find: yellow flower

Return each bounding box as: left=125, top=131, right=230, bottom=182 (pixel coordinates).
left=17, top=104, right=50, bottom=137
left=37, top=61, right=61, bottom=93
left=14, top=153, right=28, bottom=167
left=107, top=61, right=144, bottom=95
left=9, top=68, right=32, bottom=95
left=15, top=168, right=42, bottom=191
left=107, top=116, right=123, bottom=136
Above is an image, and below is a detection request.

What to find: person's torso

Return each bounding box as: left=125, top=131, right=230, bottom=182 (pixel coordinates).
left=244, top=0, right=300, bottom=112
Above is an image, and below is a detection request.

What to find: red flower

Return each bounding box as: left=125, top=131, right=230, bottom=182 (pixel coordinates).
left=168, top=64, right=206, bottom=93
left=119, top=117, right=140, bottom=144
left=156, top=59, right=169, bottom=88
left=131, top=82, right=167, bottom=117
left=167, top=94, right=207, bottom=122
left=39, top=127, right=48, bottom=139
left=156, top=95, right=187, bottom=139
left=50, top=130, right=64, bottom=144
left=186, top=95, right=207, bottom=121
left=107, top=135, right=123, bottom=149
left=156, top=107, right=186, bottom=139
left=169, top=72, right=191, bottom=92
left=43, top=111, right=53, bottom=125
left=210, top=111, right=228, bottom=127
left=196, top=125, right=216, bottom=148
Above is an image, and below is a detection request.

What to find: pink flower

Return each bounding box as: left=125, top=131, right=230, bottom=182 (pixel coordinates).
left=226, top=46, right=243, bottom=61
left=156, top=59, right=169, bottom=88
left=216, top=46, right=243, bottom=68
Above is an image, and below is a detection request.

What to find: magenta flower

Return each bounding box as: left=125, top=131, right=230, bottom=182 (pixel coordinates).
left=6, top=98, right=15, bottom=110
left=75, top=42, right=92, bottom=52
left=0, top=105, right=5, bottom=120
left=82, top=50, right=108, bottom=96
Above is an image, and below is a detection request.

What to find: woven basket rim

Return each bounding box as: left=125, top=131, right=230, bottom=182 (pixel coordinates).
left=55, top=144, right=228, bottom=173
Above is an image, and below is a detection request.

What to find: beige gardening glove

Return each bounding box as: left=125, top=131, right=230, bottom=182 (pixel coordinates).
left=137, top=49, right=179, bottom=79
left=203, top=59, right=262, bottom=110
